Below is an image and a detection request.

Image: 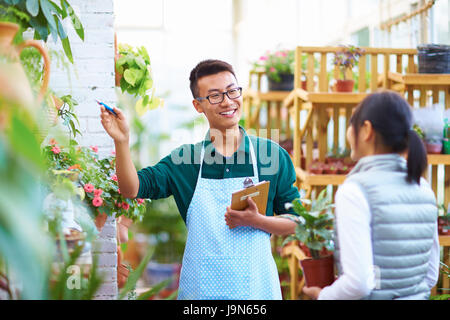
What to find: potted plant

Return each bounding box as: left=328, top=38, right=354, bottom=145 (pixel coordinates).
left=115, top=43, right=163, bottom=116
left=308, top=161, right=324, bottom=175
left=333, top=45, right=365, bottom=92
left=282, top=189, right=335, bottom=288
left=425, top=136, right=443, bottom=154
left=253, top=49, right=295, bottom=91
left=0, top=0, right=84, bottom=63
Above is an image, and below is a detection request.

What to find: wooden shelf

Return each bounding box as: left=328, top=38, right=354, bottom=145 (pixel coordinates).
left=428, top=154, right=450, bottom=165
left=439, top=235, right=450, bottom=246
left=243, top=89, right=291, bottom=102
left=295, top=167, right=347, bottom=186
left=389, top=72, right=450, bottom=86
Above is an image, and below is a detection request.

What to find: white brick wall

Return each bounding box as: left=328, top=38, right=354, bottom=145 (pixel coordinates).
left=48, top=0, right=118, bottom=299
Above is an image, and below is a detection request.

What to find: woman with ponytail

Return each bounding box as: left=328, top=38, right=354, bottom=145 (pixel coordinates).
left=303, top=90, right=440, bottom=300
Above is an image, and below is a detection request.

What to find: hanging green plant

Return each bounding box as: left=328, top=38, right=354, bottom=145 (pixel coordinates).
left=116, top=43, right=163, bottom=116
left=0, top=0, right=84, bottom=63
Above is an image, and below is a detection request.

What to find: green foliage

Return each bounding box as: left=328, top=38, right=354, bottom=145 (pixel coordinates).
left=55, top=94, right=81, bottom=140
left=281, top=189, right=334, bottom=259
left=116, top=43, right=163, bottom=115
left=0, top=0, right=84, bottom=63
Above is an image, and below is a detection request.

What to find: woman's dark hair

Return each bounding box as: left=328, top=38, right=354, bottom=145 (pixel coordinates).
left=189, top=59, right=236, bottom=98
left=349, top=90, right=427, bottom=184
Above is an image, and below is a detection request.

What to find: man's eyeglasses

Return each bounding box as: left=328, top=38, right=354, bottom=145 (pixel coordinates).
left=196, top=87, right=242, bottom=104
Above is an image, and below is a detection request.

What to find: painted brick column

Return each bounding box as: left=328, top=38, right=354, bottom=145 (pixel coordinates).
left=48, top=0, right=118, bottom=299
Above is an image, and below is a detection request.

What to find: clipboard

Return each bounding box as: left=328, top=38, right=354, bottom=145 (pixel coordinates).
left=230, top=180, right=270, bottom=215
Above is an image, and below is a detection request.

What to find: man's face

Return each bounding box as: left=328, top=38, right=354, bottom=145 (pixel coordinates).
left=193, top=71, right=242, bottom=131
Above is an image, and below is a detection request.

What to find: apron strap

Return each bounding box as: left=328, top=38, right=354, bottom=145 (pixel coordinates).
left=197, top=132, right=259, bottom=183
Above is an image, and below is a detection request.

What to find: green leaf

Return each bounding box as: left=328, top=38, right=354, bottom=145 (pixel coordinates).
left=119, top=247, right=154, bottom=300
left=123, top=68, right=142, bottom=87
left=26, top=0, right=39, bottom=16
left=308, top=240, right=323, bottom=251
left=61, top=36, right=73, bottom=63
left=295, top=224, right=309, bottom=243
left=62, top=0, right=84, bottom=40
left=40, top=0, right=58, bottom=38
left=281, top=235, right=297, bottom=247
left=137, top=278, right=171, bottom=300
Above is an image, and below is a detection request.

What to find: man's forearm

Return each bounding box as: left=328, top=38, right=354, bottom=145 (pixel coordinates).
left=114, top=140, right=139, bottom=198
left=252, top=215, right=296, bottom=236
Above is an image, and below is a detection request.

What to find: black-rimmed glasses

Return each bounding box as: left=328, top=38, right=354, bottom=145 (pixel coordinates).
left=196, top=87, right=242, bottom=104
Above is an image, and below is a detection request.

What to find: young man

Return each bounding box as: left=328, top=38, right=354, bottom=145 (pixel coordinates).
left=100, top=59, right=299, bottom=299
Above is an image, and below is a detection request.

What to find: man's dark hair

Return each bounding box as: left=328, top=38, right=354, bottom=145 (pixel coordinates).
left=189, top=59, right=236, bottom=98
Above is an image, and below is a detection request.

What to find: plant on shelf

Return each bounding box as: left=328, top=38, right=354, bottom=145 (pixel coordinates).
left=115, top=43, right=163, bottom=116
left=253, top=49, right=295, bottom=91
left=333, top=45, right=365, bottom=92
left=281, top=189, right=335, bottom=288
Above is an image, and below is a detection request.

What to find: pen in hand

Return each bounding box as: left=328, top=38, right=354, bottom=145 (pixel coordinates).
left=96, top=100, right=118, bottom=116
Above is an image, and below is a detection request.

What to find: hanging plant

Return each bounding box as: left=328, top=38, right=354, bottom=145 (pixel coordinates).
left=116, top=43, right=163, bottom=116
left=0, top=0, right=85, bottom=63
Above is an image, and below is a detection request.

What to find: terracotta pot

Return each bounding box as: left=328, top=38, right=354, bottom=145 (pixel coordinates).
left=426, top=142, right=443, bottom=154
left=117, top=215, right=133, bottom=243
left=117, top=246, right=129, bottom=289
left=335, top=79, right=354, bottom=92
left=0, top=22, right=50, bottom=102
left=114, top=33, right=123, bottom=87
left=94, top=212, right=108, bottom=231
left=300, top=255, right=335, bottom=288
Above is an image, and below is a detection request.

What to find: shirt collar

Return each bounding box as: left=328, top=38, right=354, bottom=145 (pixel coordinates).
left=204, top=126, right=250, bottom=157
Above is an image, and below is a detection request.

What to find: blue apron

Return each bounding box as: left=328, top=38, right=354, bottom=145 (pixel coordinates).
left=177, top=138, right=281, bottom=300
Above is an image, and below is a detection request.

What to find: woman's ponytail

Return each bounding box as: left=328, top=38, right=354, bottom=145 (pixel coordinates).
left=407, top=129, right=427, bottom=184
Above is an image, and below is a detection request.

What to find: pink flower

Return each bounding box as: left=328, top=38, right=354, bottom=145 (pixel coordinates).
left=280, top=51, right=287, bottom=57
left=111, top=150, right=116, bottom=156
left=269, top=67, right=276, bottom=73
left=111, top=174, right=118, bottom=182
left=116, top=201, right=122, bottom=208
left=90, top=146, right=98, bottom=153
left=94, top=188, right=103, bottom=197
left=117, top=188, right=121, bottom=194
left=84, top=183, right=94, bottom=193
left=259, top=55, right=268, bottom=61
left=121, top=202, right=130, bottom=211
left=275, top=51, right=283, bottom=57
left=92, top=197, right=103, bottom=207
left=51, top=146, right=61, bottom=154
left=137, top=198, right=145, bottom=205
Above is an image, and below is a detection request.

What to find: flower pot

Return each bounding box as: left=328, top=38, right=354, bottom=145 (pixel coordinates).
left=299, top=255, right=335, bottom=288
left=94, top=212, right=108, bottom=231
left=335, top=79, right=354, bottom=92
left=117, top=215, right=133, bottom=243
left=268, top=73, right=294, bottom=91
left=0, top=22, right=50, bottom=103
left=418, top=44, right=450, bottom=74
left=425, top=141, right=443, bottom=154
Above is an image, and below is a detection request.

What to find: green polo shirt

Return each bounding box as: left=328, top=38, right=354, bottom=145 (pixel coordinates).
left=137, top=127, right=300, bottom=223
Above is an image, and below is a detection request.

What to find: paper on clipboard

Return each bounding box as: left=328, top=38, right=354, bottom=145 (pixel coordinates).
left=230, top=180, right=270, bottom=215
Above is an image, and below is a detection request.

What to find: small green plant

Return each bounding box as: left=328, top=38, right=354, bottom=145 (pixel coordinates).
left=55, top=94, right=81, bottom=140
left=116, top=43, right=163, bottom=116
left=281, top=189, right=334, bottom=259
left=0, top=0, right=84, bottom=63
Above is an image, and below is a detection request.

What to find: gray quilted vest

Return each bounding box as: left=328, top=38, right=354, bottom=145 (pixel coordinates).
left=334, top=154, right=437, bottom=300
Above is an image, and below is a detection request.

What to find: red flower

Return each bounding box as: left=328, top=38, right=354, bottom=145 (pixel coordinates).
left=137, top=198, right=145, bottom=205
left=68, top=164, right=82, bottom=171
left=94, top=188, right=103, bottom=197
left=121, top=202, right=130, bottom=211
left=92, top=197, right=103, bottom=207
left=51, top=146, right=61, bottom=154
left=111, top=174, right=118, bottom=182
left=84, top=183, right=94, bottom=193
left=90, top=145, right=98, bottom=153
left=116, top=201, right=122, bottom=208
left=117, top=188, right=121, bottom=194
